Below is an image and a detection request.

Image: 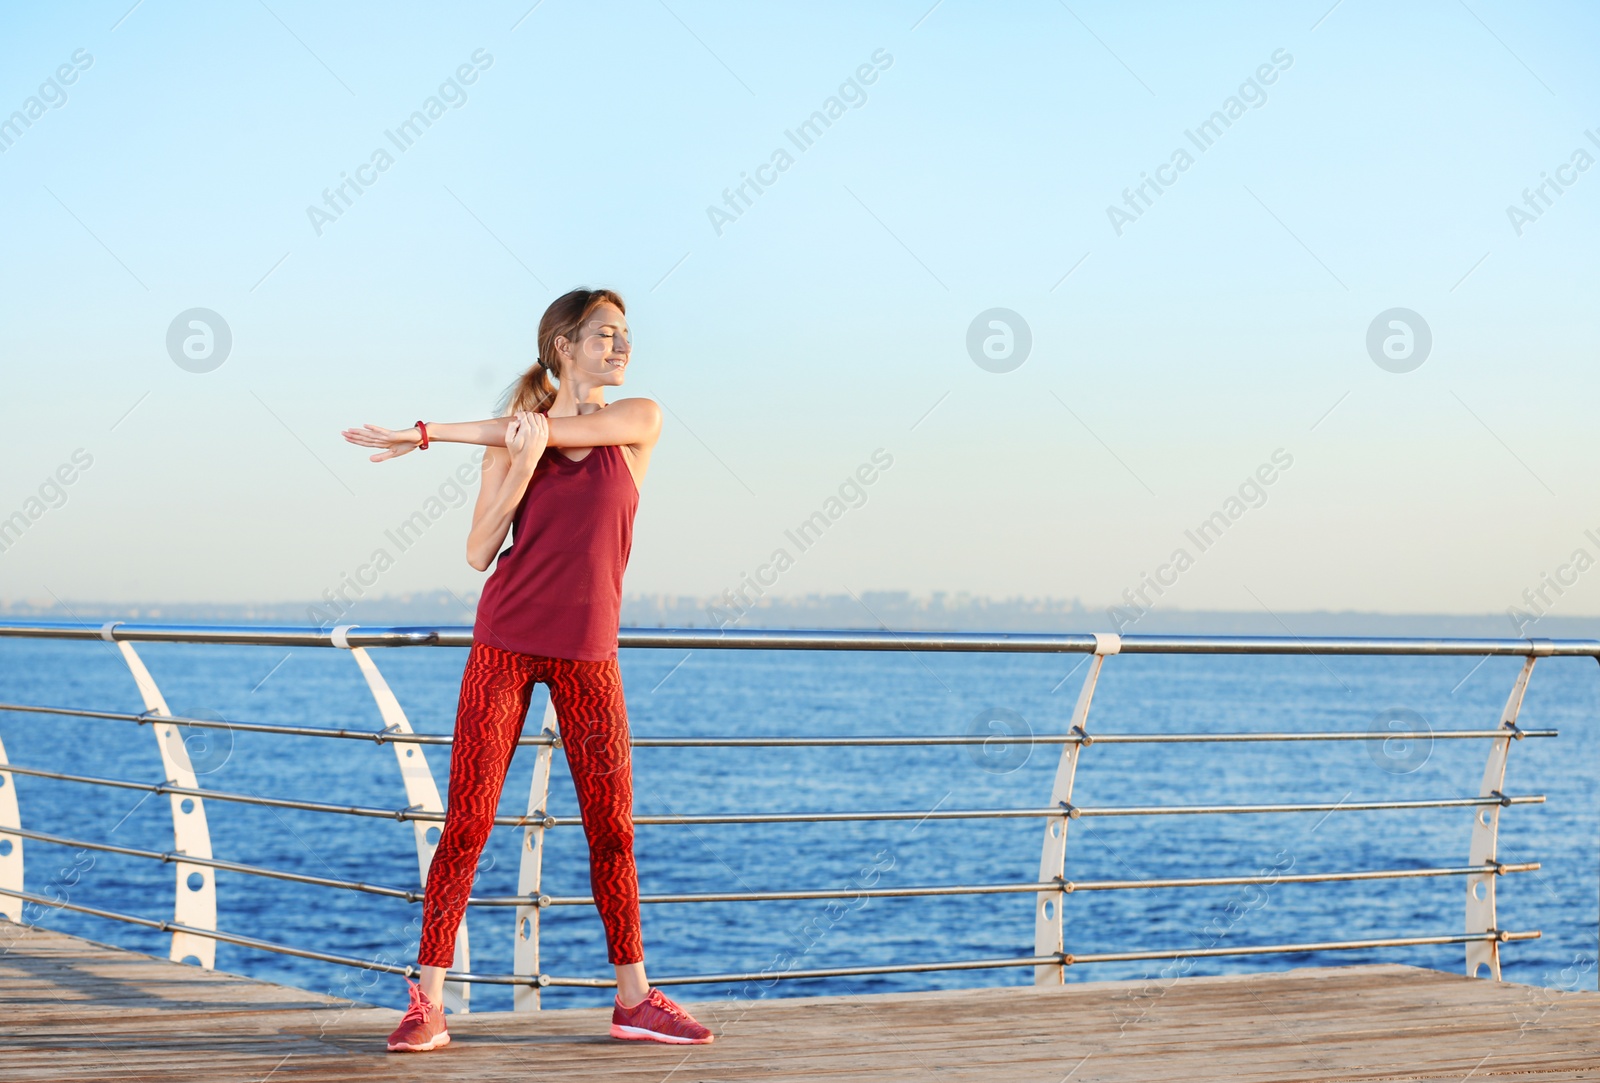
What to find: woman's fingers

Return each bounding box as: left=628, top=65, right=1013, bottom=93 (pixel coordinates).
left=508, top=411, right=544, bottom=464
left=341, top=424, right=418, bottom=451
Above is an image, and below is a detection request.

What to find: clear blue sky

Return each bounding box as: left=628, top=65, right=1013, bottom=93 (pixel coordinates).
left=2, top=0, right=1596, bottom=622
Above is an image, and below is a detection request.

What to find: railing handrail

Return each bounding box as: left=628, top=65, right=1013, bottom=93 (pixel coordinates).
left=0, top=759, right=1547, bottom=825
left=0, top=883, right=1542, bottom=991
left=4, top=823, right=1539, bottom=908
left=0, top=699, right=1562, bottom=747
left=1, top=619, right=1597, bottom=657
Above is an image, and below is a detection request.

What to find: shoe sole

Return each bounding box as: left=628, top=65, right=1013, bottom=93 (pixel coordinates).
left=388, top=1031, right=451, bottom=1053
left=610, top=1023, right=714, bottom=1045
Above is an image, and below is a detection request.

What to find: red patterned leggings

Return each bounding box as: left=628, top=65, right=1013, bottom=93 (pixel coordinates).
left=418, top=640, right=643, bottom=967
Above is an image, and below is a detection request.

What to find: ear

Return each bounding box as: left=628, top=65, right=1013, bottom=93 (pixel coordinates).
left=549, top=337, right=572, bottom=378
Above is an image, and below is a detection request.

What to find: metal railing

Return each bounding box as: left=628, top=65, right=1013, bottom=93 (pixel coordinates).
left=0, top=619, right=1585, bottom=1011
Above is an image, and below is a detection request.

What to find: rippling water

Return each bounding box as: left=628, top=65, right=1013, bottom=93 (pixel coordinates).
left=1, top=636, right=1595, bottom=1013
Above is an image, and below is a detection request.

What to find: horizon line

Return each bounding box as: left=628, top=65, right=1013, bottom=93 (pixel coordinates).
left=0, top=588, right=1591, bottom=625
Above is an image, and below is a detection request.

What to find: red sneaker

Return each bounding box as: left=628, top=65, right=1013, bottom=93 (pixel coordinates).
left=610, top=987, right=715, bottom=1044
left=387, top=980, right=450, bottom=1052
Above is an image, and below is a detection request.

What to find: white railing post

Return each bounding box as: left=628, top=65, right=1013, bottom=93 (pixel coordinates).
left=0, top=731, right=21, bottom=923
left=103, top=622, right=217, bottom=968
left=333, top=626, right=470, bottom=1013
left=513, top=699, right=558, bottom=1011
left=1465, top=648, right=1543, bottom=980
left=1034, top=633, right=1118, bottom=984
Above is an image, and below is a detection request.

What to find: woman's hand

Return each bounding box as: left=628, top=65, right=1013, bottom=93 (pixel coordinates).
left=341, top=423, right=422, bottom=463
left=505, top=410, right=548, bottom=477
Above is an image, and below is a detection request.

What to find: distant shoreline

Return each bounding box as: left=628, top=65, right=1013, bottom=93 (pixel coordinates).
left=2, top=590, right=1595, bottom=639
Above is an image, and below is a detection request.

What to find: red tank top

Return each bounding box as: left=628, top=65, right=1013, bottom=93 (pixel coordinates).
left=472, top=440, right=639, bottom=661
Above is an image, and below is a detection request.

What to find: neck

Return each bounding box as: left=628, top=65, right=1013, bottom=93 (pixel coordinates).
left=547, top=370, right=607, bottom=416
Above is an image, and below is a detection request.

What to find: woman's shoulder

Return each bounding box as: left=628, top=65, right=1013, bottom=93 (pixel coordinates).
left=603, top=396, right=659, bottom=413
left=607, top=397, right=663, bottom=434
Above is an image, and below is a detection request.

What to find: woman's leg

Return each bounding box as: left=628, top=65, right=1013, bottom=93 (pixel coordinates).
left=416, top=641, right=537, bottom=1005
left=545, top=656, right=647, bottom=1001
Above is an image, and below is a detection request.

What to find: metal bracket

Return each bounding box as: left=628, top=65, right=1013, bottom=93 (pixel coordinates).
left=335, top=627, right=470, bottom=1013
left=1034, top=636, right=1116, bottom=985
left=107, top=632, right=217, bottom=969
left=513, top=698, right=558, bottom=1012
left=1465, top=655, right=1536, bottom=981
left=0, top=731, right=21, bottom=923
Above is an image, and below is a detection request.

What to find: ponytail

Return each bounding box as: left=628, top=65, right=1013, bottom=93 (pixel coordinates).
left=499, top=356, right=558, bottom=416
left=498, top=287, right=626, bottom=416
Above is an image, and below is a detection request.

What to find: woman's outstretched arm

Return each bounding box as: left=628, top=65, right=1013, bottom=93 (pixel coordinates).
left=342, top=398, right=661, bottom=463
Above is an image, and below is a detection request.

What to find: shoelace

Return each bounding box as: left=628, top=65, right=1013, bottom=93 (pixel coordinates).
left=649, top=991, right=687, bottom=1021
left=400, top=990, right=432, bottom=1026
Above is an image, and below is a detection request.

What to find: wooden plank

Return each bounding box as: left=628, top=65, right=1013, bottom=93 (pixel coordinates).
left=2, top=919, right=1598, bottom=1082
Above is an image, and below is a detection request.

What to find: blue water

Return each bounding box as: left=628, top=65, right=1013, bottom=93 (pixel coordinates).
left=0, top=637, right=1595, bottom=1013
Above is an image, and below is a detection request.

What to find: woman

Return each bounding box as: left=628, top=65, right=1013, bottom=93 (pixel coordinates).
left=342, top=288, right=713, bottom=1050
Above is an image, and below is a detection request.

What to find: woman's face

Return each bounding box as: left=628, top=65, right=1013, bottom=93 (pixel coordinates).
left=561, top=301, right=631, bottom=385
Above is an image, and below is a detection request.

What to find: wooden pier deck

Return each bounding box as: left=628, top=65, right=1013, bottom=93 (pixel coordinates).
left=4, top=920, right=1599, bottom=1082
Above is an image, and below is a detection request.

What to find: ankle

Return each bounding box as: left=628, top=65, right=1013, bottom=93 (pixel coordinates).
left=616, top=986, right=651, bottom=1009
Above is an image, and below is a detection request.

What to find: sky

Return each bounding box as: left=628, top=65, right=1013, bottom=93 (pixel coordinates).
left=1, top=0, right=1598, bottom=624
